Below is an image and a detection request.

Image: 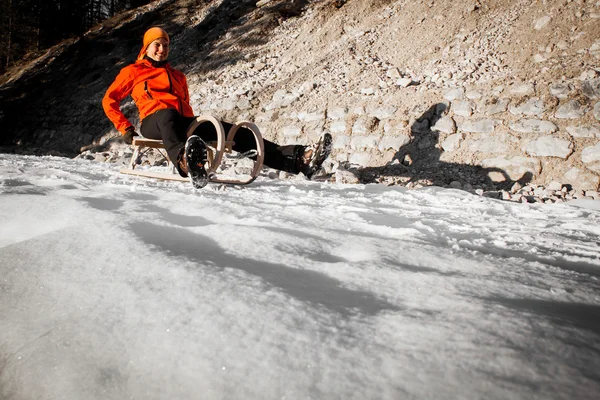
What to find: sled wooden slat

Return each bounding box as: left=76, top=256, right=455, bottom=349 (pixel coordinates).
left=120, top=115, right=265, bottom=187
left=119, top=168, right=189, bottom=182
left=209, top=176, right=259, bottom=185
left=131, top=138, right=166, bottom=149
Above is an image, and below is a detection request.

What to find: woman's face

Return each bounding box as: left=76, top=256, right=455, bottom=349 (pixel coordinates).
left=146, top=38, right=169, bottom=61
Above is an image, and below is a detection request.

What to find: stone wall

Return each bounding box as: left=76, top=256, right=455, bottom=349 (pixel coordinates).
left=437, top=78, right=600, bottom=191
left=198, top=76, right=600, bottom=191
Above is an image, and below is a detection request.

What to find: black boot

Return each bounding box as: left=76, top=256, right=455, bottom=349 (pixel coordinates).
left=185, top=135, right=209, bottom=189
left=297, top=133, right=333, bottom=179
left=175, top=147, right=188, bottom=177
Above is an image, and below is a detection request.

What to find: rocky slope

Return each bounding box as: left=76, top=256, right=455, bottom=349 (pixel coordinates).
left=1, top=0, right=599, bottom=197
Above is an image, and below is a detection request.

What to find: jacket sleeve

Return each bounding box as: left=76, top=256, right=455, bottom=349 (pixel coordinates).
left=102, top=67, right=135, bottom=134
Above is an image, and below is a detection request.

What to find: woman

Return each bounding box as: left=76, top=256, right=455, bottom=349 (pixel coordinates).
left=102, top=27, right=331, bottom=188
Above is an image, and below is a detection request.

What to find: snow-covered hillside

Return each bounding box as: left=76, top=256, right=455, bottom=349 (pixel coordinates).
left=1, top=154, right=599, bottom=399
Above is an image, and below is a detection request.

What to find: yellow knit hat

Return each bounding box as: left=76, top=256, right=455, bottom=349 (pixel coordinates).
left=137, top=27, right=170, bottom=60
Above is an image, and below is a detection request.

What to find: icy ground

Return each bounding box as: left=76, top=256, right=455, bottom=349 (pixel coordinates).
left=1, top=154, right=600, bottom=400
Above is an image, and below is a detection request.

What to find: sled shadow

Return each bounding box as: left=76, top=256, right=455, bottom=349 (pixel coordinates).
left=353, top=103, right=533, bottom=192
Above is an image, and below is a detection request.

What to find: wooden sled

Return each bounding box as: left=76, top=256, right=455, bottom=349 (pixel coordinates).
left=119, top=115, right=265, bottom=186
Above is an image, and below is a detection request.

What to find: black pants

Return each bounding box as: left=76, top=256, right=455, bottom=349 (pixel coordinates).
left=141, top=109, right=302, bottom=175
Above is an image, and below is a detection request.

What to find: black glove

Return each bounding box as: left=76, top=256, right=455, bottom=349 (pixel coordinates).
left=123, top=128, right=139, bottom=145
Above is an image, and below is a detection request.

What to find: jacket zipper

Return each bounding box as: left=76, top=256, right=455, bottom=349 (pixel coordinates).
left=165, top=69, right=173, bottom=93
left=144, top=81, right=154, bottom=99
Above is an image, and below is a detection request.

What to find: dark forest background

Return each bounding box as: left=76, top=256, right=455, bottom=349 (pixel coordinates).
left=0, top=0, right=154, bottom=73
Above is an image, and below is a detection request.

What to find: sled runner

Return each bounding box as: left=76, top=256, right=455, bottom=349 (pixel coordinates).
left=119, top=115, right=265, bottom=186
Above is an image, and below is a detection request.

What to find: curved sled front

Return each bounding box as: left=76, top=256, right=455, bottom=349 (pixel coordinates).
left=209, top=121, right=265, bottom=185
left=185, top=115, right=226, bottom=175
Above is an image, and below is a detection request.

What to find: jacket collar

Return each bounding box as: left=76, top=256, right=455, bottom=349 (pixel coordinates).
left=137, top=56, right=170, bottom=68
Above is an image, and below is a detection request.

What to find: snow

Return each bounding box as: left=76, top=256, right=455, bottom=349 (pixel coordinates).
left=1, top=153, right=600, bottom=400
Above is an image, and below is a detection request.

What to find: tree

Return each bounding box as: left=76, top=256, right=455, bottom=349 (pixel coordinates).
left=0, top=0, right=155, bottom=73
left=1, top=0, right=14, bottom=69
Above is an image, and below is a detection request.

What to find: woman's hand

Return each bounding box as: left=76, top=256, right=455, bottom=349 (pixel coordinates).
left=123, top=127, right=139, bottom=145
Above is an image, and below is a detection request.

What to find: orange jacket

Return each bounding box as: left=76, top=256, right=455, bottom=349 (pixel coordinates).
left=102, top=59, right=194, bottom=134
